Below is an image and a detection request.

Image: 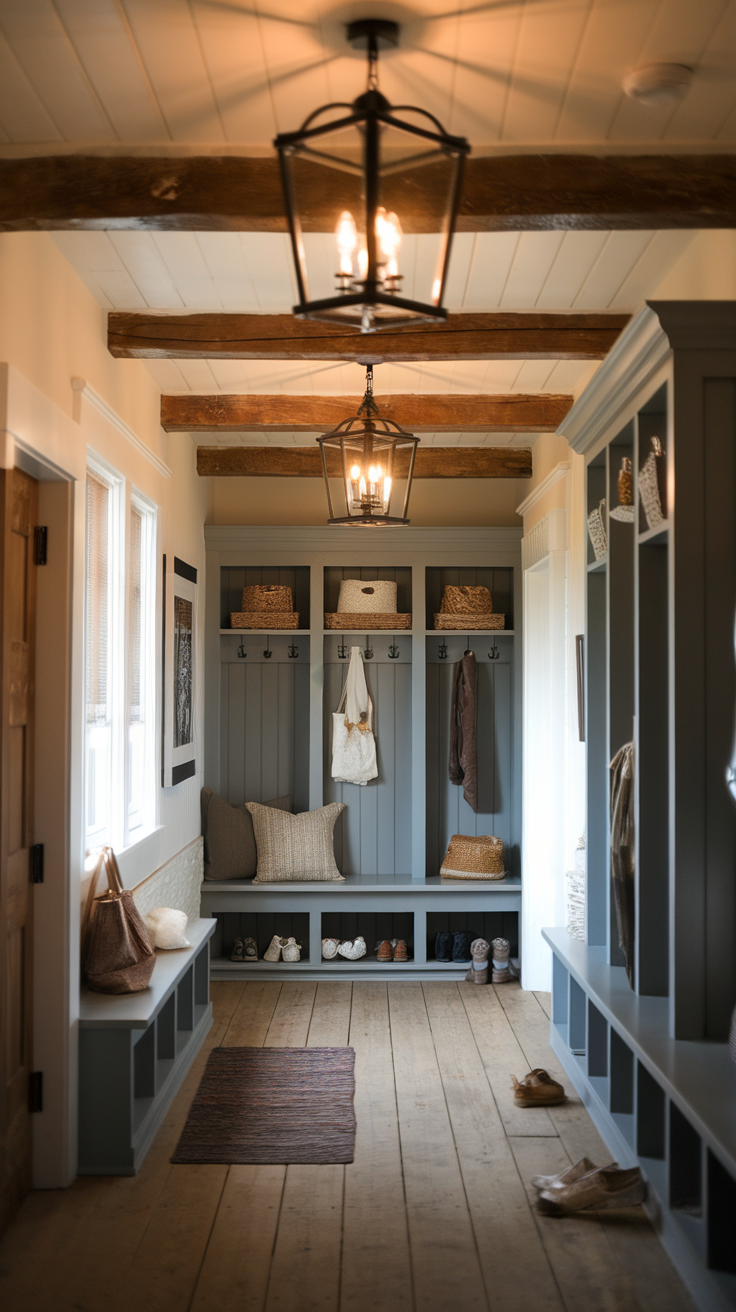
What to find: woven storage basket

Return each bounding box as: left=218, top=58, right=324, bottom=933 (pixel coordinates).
left=639, top=436, right=665, bottom=530
left=230, top=611, right=300, bottom=629
left=440, top=584, right=492, bottom=614
left=610, top=457, right=636, bottom=523
left=434, top=612, right=505, bottom=630
left=242, top=584, right=293, bottom=612
left=440, top=834, right=506, bottom=880
left=337, top=579, right=397, bottom=613
left=325, top=611, right=411, bottom=630
left=587, top=499, right=607, bottom=560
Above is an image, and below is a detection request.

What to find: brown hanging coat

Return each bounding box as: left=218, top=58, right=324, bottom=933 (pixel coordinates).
left=610, top=741, right=635, bottom=988
left=449, top=651, right=478, bottom=811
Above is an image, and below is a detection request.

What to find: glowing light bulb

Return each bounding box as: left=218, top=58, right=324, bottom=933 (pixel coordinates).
left=376, top=208, right=402, bottom=261
left=383, top=475, right=392, bottom=505
left=350, top=464, right=361, bottom=480
left=357, top=246, right=368, bottom=281
left=432, top=277, right=441, bottom=301
left=336, top=211, right=357, bottom=276
left=368, top=466, right=378, bottom=484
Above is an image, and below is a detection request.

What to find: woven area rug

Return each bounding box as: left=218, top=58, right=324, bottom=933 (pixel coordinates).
left=171, top=1047, right=356, bottom=1165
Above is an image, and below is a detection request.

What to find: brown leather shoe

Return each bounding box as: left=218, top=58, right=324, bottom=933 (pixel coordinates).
left=393, top=939, right=409, bottom=961
left=512, top=1068, right=566, bottom=1107
left=537, top=1166, right=646, bottom=1214
left=377, top=940, right=392, bottom=961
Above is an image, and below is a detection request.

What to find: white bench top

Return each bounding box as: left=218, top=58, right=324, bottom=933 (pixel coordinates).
left=79, top=918, right=216, bottom=1030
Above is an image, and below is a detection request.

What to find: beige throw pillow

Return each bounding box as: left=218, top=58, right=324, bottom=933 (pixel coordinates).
left=246, top=802, right=346, bottom=883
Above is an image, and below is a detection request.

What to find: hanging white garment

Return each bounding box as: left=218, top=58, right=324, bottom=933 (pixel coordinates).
left=332, top=646, right=378, bottom=785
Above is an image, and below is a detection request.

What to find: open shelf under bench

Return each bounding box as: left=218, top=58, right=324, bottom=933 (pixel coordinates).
left=78, top=918, right=215, bottom=1175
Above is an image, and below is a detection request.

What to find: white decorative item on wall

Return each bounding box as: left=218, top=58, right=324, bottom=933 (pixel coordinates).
left=163, top=555, right=197, bottom=787
left=639, top=437, right=666, bottom=530
left=587, top=499, right=607, bottom=560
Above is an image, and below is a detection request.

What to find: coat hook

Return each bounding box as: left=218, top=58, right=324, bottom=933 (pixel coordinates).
left=364, top=635, right=374, bottom=660
left=464, top=635, right=473, bottom=656
left=287, top=640, right=299, bottom=659
left=438, top=640, right=448, bottom=660
left=263, top=635, right=273, bottom=659
left=238, top=638, right=247, bottom=659
left=387, top=636, right=400, bottom=659
left=338, top=638, right=348, bottom=659
left=488, top=640, right=500, bottom=661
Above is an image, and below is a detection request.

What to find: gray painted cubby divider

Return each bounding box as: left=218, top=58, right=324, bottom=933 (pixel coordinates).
left=204, top=526, right=522, bottom=980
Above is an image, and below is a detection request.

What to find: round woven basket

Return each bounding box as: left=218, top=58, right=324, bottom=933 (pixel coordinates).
left=440, top=833, right=505, bottom=880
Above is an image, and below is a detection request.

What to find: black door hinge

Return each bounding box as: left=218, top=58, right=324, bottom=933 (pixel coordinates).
left=29, top=1072, right=43, bottom=1113
left=29, top=843, right=44, bottom=884
left=33, top=526, right=47, bottom=565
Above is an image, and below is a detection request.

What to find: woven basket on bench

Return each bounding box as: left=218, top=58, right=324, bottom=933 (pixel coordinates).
left=440, top=834, right=506, bottom=881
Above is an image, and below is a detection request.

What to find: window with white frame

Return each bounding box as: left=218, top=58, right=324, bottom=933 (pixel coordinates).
left=84, top=462, right=157, bottom=852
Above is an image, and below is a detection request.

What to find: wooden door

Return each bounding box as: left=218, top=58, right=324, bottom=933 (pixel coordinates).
left=0, top=469, right=37, bottom=1232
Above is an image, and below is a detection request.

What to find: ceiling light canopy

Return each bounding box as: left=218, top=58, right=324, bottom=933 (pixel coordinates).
left=317, top=366, right=420, bottom=525
left=623, top=63, right=693, bottom=104
left=274, top=18, right=470, bottom=334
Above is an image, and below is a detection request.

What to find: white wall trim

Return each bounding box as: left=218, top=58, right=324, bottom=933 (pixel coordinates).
left=71, top=377, right=172, bottom=480
left=556, top=304, right=671, bottom=455
left=516, top=461, right=570, bottom=516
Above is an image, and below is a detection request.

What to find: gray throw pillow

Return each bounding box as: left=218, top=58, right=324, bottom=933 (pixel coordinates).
left=246, top=801, right=346, bottom=882
left=201, top=788, right=292, bottom=881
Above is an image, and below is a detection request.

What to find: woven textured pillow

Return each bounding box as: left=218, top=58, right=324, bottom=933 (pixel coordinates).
left=246, top=802, right=346, bottom=883
left=201, top=788, right=292, bottom=880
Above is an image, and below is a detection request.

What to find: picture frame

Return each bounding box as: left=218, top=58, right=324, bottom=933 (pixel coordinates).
left=163, top=555, right=197, bottom=787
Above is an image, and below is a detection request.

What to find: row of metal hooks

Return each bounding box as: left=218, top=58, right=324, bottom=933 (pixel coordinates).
left=237, top=636, right=300, bottom=660
left=437, top=636, right=500, bottom=661
left=337, top=635, right=400, bottom=660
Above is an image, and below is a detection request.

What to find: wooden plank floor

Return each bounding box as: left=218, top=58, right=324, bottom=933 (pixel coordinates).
left=0, top=982, right=696, bottom=1312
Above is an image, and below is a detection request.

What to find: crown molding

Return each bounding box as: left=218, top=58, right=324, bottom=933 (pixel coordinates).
left=72, top=377, right=171, bottom=479
left=515, top=461, right=570, bottom=516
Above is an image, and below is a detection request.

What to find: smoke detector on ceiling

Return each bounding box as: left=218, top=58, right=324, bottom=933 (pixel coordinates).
left=623, top=63, right=693, bottom=104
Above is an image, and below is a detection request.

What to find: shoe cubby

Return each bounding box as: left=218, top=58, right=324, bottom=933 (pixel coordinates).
left=707, top=1150, right=736, bottom=1276
left=321, top=911, right=414, bottom=963
left=670, top=1102, right=703, bottom=1217
left=426, top=910, right=518, bottom=963
left=220, top=564, right=311, bottom=630
left=609, top=1028, right=635, bottom=1147
left=569, top=976, right=586, bottom=1057
left=211, top=911, right=311, bottom=964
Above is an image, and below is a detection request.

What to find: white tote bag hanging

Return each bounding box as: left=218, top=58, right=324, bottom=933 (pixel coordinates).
left=332, top=647, right=378, bottom=785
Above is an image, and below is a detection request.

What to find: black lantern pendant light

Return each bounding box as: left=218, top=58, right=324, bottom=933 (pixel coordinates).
left=274, top=19, right=470, bottom=334
left=317, top=366, right=419, bottom=525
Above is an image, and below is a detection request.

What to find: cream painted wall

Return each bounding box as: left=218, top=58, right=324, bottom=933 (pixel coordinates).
left=207, top=473, right=525, bottom=527
left=0, top=232, right=212, bottom=1187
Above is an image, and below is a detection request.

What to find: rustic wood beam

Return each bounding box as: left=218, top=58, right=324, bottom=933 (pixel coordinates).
left=161, top=392, right=573, bottom=433
left=195, top=446, right=532, bottom=478
left=0, top=154, right=734, bottom=231
left=111, top=312, right=627, bottom=362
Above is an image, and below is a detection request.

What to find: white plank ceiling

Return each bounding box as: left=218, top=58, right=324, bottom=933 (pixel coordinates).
left=0, top=0, right=733, bottom=150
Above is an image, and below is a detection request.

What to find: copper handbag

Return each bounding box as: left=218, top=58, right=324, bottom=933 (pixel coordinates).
left=82, top=847, right=156, bottom=994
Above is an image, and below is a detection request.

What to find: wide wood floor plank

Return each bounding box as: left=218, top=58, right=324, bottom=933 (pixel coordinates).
left=423, top=982, right=565, bottom=1311
left=223, top=981, right=283, bottom=1046
left=265, top=981, right=317, bottom=1047
left=508, top=1136, right=650, bottom=1312
left=307, top=981, right=353, bottom=1047
left=535, top=990, right=552, bottom=1019
left=388, top=982, right=488, bottom=1312
left=460, top=983, right=558, bottom=1136
left=190, top=1165, right=286, bottom=1312
left=342, top=982, right=413, bottom=1312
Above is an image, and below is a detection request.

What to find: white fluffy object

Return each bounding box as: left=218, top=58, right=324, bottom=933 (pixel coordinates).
left=144, top=906, right=191, bottom=950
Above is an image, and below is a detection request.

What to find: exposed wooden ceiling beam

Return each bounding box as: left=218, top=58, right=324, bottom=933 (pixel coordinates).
left=196, top=446, right=532, bottom=478
left=111, top=312, right=627, bottom=362
left=0, top=154, right=734, bottom=231
left=161, top=392, right=573, bottom=433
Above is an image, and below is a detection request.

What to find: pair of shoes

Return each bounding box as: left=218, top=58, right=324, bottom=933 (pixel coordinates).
left=264, top=934, right=302, bottom=962
left=435, top=930, right=475, bottom=962
left=322, top=937, right=340, bottom=960
left=337, top=936, right=367, bottom=960
left=376, top=939, right=409, bottom=962
left=464, top=937, right=490, bottom=984
left=491, top=937, right=516, bottom=983
left=512, top=1068, right=566, bottom=1107
left=532, top=1156, right=617, bottom=1192
left=536, top=1164, right=646, bottom=1215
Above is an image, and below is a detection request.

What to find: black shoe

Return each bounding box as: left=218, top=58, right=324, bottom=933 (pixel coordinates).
left=452, top=930, right=474, bottom=962
left=435, top=931, right=452, bottom=962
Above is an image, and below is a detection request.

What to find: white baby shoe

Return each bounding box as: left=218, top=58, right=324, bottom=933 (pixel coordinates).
left=337, top=935, right=367, bottom=961
left=263, top=934, right=284, bottom=962
left=282, top=937, right=302, bottom=963
left=322, top=938, right=340, bottom=960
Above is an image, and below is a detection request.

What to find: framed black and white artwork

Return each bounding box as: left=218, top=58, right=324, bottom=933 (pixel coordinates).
left=163, top=555, right=197, bottom=787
